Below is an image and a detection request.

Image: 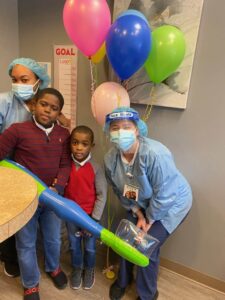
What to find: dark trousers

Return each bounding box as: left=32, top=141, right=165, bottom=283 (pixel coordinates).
left=117, top=212, right=170, bottom=300
left=0, top=235, right=18, bottom=264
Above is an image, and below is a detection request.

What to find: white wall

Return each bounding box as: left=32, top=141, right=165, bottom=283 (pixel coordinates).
left=0, top=1, right=19, bottom=91
left=16, top=0, right=225, bottom=282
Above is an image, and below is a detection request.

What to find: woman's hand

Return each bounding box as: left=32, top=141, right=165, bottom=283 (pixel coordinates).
left=135, top=209, right=152, bottom=233
left=57, top=113, right=71, bottom=128
left=137, top=218, right=152, bottom=233
left=143, top=222, right=152, bottom=233
left=136, top=209, right=146, bottom=230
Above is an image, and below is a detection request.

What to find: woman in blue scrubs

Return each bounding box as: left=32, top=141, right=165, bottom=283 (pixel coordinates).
left=104, top=107, right=192, bottom=300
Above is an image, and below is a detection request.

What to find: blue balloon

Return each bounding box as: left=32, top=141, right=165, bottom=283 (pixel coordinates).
left=106, top=15, right=152, bottom=80
left=118, top=9, right=149, bottom=25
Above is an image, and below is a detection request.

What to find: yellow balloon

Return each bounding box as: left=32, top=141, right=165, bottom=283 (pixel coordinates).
left=91, top=43, right=106, bottom=64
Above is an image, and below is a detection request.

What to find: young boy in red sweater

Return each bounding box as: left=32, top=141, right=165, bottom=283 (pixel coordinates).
left=64, top=126, right=107, bottom=290
left=0, top=87, right=71, bottom=300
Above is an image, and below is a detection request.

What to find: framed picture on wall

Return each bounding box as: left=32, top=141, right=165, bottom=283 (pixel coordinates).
left=112, top=0, right=205, bottom=109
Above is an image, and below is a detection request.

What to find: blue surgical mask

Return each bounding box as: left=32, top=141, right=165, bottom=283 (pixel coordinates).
left=12, top=80, right=40, bottom=101
left=110, top=129, right=136, bottom=151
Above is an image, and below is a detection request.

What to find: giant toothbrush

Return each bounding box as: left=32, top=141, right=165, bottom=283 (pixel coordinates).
left=0, top=159, right=149, bottom=267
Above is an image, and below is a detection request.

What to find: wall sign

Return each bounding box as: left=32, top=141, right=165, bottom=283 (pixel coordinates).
left=54, top=45, right=78, bottom=129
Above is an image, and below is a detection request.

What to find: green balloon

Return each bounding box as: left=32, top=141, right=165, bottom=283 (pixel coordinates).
left=144, top=25, right=186, bottom=83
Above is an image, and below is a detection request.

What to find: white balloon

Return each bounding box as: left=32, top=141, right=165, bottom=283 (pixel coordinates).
left=91, top=82, right=130, bottom=126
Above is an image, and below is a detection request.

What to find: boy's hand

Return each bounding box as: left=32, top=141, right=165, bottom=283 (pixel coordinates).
left=49, top=186, right=58, bottom=194
left=81, top=229, right=92, bottom=237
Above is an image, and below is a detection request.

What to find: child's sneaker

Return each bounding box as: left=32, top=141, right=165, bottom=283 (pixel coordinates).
left=70, top=267, right=83, bottom=289
left=4, top=261, right=20, bottom=278
left=83, top=268, right=95, bottom=290
left=24, top=284, right=40, bottom=300
left=47, top=267, right=68, bottom=289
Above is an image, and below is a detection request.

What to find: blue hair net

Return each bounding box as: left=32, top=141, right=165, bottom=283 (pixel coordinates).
left=104, top=106, right=148, bottom=137
left=8, top=58, right=50, bottom=89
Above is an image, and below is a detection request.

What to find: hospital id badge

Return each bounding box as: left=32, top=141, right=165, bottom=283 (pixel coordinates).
left=123, top=184, right=139, bottom=202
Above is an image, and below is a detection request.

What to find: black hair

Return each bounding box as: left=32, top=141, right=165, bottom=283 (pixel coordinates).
left=35, top=88, right=64, bottom=110
left=71, top=125, right=94, bottom=144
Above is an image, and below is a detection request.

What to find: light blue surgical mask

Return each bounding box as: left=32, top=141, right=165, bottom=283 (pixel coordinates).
left=110, top=129, right=136, bottom=151
left=12, top=80, right=40, bottom=101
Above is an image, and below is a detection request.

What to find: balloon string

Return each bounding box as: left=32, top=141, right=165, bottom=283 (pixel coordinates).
left=119, top=79, right=129, bottom=108
left=89, top=59, right=96, bottom=96
left=94, top=62, right=98, bottom=88
left=120, top=79, right=129, bottom=91
left=120, top=79, right=155, bottom=122
left=142, top=84, right=156, bottom=122
left=89, top=59, right=98, bottom=118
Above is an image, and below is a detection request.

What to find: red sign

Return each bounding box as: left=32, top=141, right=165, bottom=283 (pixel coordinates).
left=55, top=48, right=76, bottom=56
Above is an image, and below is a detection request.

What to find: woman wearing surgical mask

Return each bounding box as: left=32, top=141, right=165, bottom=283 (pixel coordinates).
left=0, top=57, right=70, bottom=133
left=104, top=107, right=192, bottom=300
left=0, top=58, right=69, bottom=278
left=0, top=58, right=50, bottom=133
left=11, top=64, right=41, bottom=101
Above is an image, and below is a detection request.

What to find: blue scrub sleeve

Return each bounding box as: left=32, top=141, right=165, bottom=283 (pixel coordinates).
left=0, top=96, right=8, bottom=133
left=146, top=154, right=179, bottom=222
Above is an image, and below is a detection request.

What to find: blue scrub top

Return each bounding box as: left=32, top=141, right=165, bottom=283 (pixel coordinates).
left=104, top=136, right=192, bottom=234
left=0, top=91, right=32, bottom=133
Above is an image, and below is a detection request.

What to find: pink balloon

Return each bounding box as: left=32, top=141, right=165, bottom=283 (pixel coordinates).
left=63, top=0, right=111, bottom=57
left=91, top=82, right=130, bottom=126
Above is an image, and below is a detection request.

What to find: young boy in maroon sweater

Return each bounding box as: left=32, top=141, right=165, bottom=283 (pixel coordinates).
left=0, top=88, right=71, bottom=300
left=64, top=126, right=107, bottom=290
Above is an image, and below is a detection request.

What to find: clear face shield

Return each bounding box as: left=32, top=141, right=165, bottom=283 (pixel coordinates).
left=105, top=111, right=140, bottom=124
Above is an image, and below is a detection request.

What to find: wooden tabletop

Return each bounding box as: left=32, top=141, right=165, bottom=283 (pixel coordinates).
left=0, top=166, right=38, bottom=242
